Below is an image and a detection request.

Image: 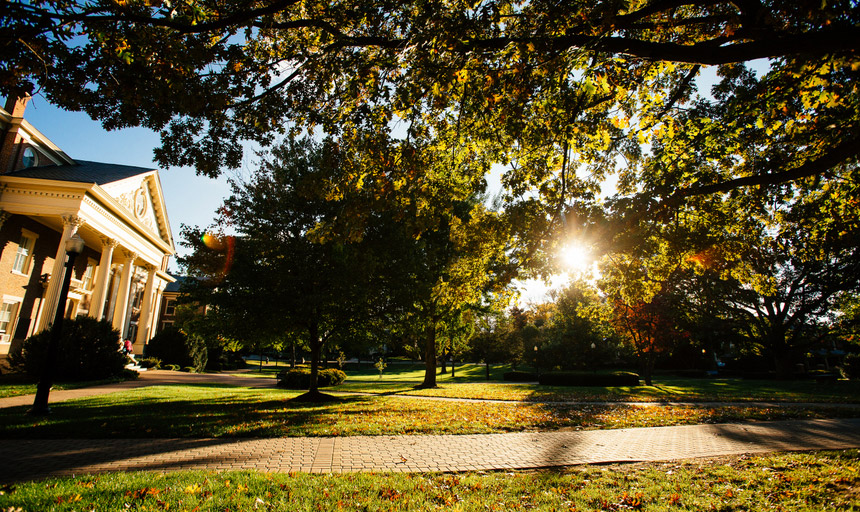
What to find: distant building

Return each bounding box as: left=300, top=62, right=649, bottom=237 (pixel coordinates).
left=157, top=276, right=185, bottom=332
left=0, top=94, right=175, bottom=362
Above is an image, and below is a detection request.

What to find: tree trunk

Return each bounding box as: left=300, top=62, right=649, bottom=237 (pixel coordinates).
left=420, top=321, right=438, bottom=388
left=641, top=353, right=655, bottom=386
left=451, top=353, right=455, bottom=378
left=308, top=322, right=320, bottom=394
left=291, top=340, right=296, bottom=368
left=258, top=342, right=264, bottom=373
left=485, top=361, right=490, bottom=380
left=440, top=345, right=448, bottom=374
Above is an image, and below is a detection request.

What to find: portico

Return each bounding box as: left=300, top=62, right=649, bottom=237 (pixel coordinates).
left=0, top=95, right=175, bottom=359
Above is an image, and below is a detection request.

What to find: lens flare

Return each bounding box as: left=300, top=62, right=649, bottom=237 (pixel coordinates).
left=201, top=232, right=226, bottom=250
left=201, top=232, right=235, bottom=280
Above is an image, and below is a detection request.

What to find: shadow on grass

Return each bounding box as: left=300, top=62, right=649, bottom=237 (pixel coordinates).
left=0, top=384, right=377, bottom=440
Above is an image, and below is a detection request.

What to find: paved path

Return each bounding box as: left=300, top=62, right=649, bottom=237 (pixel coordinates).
left=3, top=371, right=860, bottom=482
left=2, top=418, right=859, bottom=482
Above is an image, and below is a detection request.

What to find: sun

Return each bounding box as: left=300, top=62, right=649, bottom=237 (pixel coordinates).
left=559, top=244, right=591, bottom=273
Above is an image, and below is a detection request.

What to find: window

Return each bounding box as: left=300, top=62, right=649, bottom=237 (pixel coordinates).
left=164, top=299, right=176, bottom=316
left=22, top=147, right=39, bottom=168
left=12, top=232, right=36, bottom=274
left=0, top=301, right=19, bottom=343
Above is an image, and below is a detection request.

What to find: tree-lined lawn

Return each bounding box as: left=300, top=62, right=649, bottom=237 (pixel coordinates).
left=2, top=450, right=858, bottom=511
left=1, top=384, right=858, bottom=439
left=230, top=362, right=860, bottom=403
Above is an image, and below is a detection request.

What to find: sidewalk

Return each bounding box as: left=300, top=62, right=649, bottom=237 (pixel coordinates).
left=3, top=371, right=859, bottom=482
left=2, top=418, right=859, bottom=482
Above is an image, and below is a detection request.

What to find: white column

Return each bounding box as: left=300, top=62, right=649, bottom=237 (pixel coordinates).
left=111, top=250, right=137, bottom=339
left=134, top=264, right=157, bottom=349
left=88, top=237, right=118, bottom=320
left=149, top=282, right=166, bottom=338
left=38, top=215, right=85, bottom=331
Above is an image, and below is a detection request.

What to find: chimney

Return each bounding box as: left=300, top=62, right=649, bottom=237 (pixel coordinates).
left=1, top=93, right=32, bottom=173
left=4, top=94, right=30, bottom=118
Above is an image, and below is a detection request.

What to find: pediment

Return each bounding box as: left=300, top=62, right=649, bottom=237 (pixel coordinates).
left=99, top=173, right=173, bottom=247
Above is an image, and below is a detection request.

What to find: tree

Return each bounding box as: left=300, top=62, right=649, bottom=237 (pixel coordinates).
left=392, top=186, right=514, bottom=388
left=180, top=137, right=382, bottom=399
left=600, top=149, right=860, bottom=375
left=540, top=280, right=617, bottom=371
left=4, top=1, right=857, bottom=230
left=610, top=292, right=687, bottom=385
left=438, top=308, right=476, bottom=377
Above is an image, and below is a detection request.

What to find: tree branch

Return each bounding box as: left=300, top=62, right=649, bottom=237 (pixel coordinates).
left=670, top=135, right=860, bottom=201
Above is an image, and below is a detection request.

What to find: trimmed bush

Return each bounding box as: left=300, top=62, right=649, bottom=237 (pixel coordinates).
left=138, top=357, right=162, bottom=370
left=538, top=371, right=640, bottom=387
left=277, top=368, right=346, bottom=389
left=8, top=317, right=126, bottom=381
left=144, top=326, right=207, bottom=373
left=502, top=371, right=537, bottom=382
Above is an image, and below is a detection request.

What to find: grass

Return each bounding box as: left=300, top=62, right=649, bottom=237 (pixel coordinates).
left=1, top=450, right=858, bottom=511
left=337, top=379, right=860, bottom=403
left=209, top=362, right=860, bottom=403
left=2, top=384, right=858, bottom=438
left=0, top=373, right=136, bottom=399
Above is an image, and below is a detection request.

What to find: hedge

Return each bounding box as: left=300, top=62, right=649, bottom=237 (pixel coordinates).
left=538, top=371, right=640, bottom=387
left=277, top=368, right=346, bottom=389
left=502, top=371, right=538, bottom=382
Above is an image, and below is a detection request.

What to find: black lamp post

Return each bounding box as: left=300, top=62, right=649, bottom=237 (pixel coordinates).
left=30, top=234, right=85, bottom=415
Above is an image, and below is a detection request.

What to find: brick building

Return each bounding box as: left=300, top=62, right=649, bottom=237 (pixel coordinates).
left=0, top=94, right=176, bottom=362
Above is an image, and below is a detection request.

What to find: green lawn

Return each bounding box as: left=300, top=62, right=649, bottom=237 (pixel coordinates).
left=1, top=450, right=858, bottom=511
left=0, top=373, right=136, bottom=399
left=336, top=378, right=860, bottom=403
left=2, top=384, right=857, bottom=438
left=212, top=362, right=860, bottom=403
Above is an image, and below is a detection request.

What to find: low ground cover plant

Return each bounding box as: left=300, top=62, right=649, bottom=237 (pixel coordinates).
left=1, top=451, right=857, bottom=511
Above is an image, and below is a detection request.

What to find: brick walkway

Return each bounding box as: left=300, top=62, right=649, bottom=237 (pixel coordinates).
left=2, top=418, right=859, bottom=482
left=3, top=371, right=860, bottom=482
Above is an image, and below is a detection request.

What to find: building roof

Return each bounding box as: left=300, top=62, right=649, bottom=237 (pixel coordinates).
left=163, top=275, right=187, bottom=293
left=5, top=160, right=156, bottom=185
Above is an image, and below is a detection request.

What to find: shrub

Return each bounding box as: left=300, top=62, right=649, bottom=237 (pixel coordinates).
left=205, top=345, right=245, bottom=371
left=144, top=326, right=207, bottom=373
left=8, top=317, right=126, bottom=381
left=538, top=371, right=640, bottom=387
left=138, top=357, right=162, bottom=370
left=181, top=366, right=196, bottom=373
left=277, top=368, right=346, bottom=389
left=503, top=371, right=537, bottom=382
left=164, top=364, right=180, bottom=371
